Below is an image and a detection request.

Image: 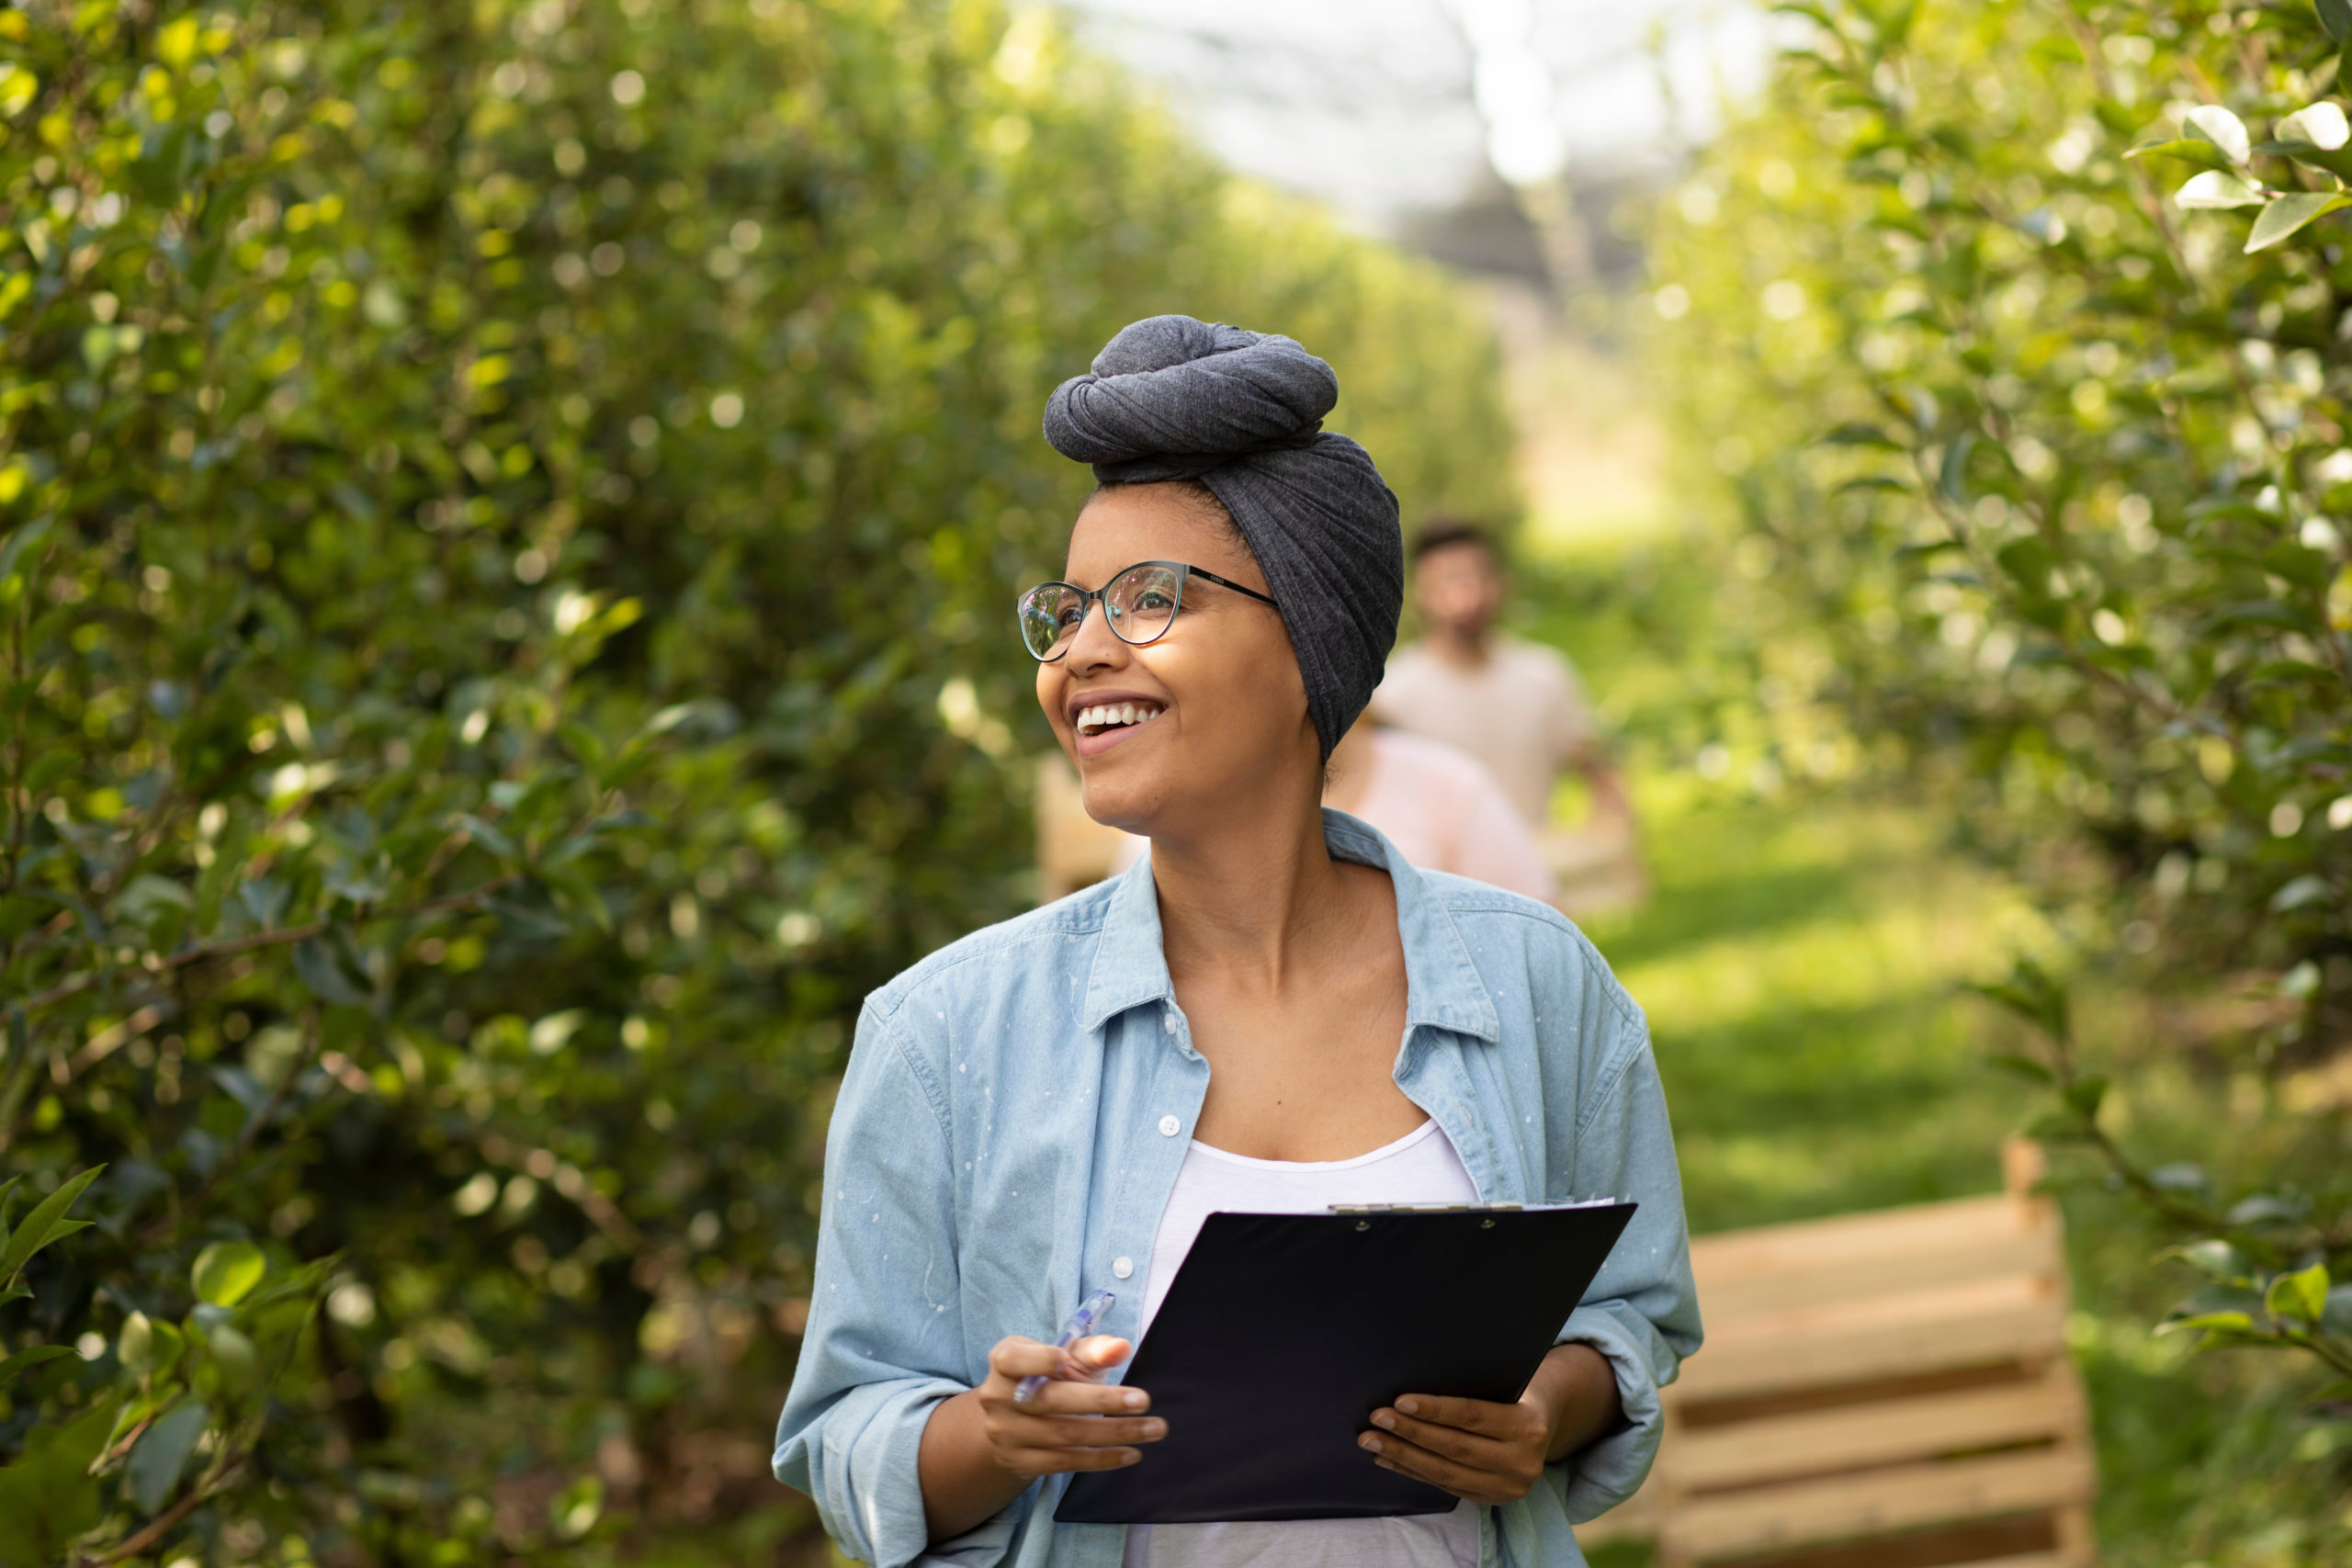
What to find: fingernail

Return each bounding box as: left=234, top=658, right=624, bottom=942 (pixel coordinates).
left=1121, top=1450, right=1140, bottom=1465
left=1124, top=1391, right=1147, bottom=1410
left=1375, top=1460, right=1396, bottom=1472
left=1396, top=1397, right=1419, bottom=1416
left=1371, top=1411, right=1395, bottom=1430
left=1361, top=1435, right=1383, bottom=1453
left=1143, top=1420, right=1166, bottom=1438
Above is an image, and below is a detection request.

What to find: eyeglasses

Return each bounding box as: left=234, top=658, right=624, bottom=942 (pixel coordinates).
left=1016, top=559, right=1278, bottom=663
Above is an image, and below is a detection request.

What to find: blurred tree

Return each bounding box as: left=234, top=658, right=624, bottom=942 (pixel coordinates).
left=0, top=0, right=1515, bottom=1561
left=1649, top=0, right=2350, bottom=1470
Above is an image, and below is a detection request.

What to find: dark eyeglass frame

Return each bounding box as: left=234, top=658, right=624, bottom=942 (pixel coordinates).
left=1016, top=559, right=1279, bottom=663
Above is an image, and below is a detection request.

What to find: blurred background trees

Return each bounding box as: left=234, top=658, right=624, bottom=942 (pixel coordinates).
left=10, top=0, right=2352, bottom=1562
left=0, top=0, right=1508, bottom=1561
left=1649, top=0, right=2352, bottom=1550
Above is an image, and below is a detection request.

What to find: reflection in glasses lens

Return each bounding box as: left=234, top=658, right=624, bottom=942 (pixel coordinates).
left=1017, top=564, right=1186, bottom=661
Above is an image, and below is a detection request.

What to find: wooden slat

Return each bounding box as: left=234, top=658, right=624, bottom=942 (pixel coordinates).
left=1690, top=1195, right=2043, bottom=1284
left=1671, top=1276, right=2066, bottom=1403
left=1695, top=1225, right=2063, bottom=1322
left=1661, top=1448, right=2098, bottom=1561
left=1670, top=1367, right=2082, bottom=1491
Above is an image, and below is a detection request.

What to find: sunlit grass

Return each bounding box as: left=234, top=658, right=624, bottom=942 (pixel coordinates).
left=1580, top=776, right=2042, bottom=1230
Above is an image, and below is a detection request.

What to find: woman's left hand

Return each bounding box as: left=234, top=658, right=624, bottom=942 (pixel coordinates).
left=1357, top=1392, right=1550, bottom=1504
left=1358, top=1341, right=1621, bottom=1505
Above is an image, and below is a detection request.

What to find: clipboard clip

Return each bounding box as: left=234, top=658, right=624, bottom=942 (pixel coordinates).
left=1326, top=1213, right=1523, bottom=1222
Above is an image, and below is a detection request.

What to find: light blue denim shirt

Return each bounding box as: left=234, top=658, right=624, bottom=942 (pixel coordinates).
left=774, top=811, right=1701, bottom=1568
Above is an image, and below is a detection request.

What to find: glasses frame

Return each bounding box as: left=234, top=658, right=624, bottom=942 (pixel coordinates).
left=1017, top=559, right=1278, bottom=663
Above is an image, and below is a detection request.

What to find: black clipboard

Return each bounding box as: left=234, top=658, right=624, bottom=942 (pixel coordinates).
left=1055, top=1201, right=1637, bottom=1524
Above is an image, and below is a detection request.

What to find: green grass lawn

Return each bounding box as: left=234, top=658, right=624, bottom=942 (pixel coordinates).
left=1585, top=778, right=2041, bottom=1231
left=1528, top=543, right=2351, bottom=1568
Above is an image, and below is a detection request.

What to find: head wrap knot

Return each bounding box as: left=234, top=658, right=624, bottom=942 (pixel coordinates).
left=1043, top=315, right=1402, bottom=760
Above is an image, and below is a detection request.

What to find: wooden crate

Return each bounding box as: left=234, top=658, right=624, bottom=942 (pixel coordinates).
left=1583, top=1142, right=2095, bottom=1568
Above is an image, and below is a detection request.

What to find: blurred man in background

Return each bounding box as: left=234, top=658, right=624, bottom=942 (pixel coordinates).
left=1372, top=520, right=1644, bottom=911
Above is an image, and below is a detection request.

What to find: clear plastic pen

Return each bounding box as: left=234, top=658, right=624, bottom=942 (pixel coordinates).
left=1012, top=1288, right=1117, bottom=1404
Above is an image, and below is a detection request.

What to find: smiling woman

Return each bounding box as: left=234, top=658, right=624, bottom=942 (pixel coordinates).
left=773, top=317, right=1700, bottom=1568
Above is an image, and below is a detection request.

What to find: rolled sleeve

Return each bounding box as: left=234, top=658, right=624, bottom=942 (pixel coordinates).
left=782, top=1374, right=969, bottom=1565
left=775, top=1002, right=985, bottom=1567
left=1556, top=1301, right=1672, bottom=1519
left=1549, top=1004, right=1702, bottom=1521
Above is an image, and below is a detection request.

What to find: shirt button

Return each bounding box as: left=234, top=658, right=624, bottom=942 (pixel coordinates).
left=1158, top=1114, right=1181, bottom=1137
left=1162, top=1013, right=1178, bottom=1033
left=1113, top=1257, right=1135, bottom=1280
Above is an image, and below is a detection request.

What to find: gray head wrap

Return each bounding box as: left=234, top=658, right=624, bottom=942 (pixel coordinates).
left=1042, top=315, right=1402, bottom=761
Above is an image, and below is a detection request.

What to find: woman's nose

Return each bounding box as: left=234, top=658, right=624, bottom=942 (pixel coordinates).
left=1064, top=600, right=1128, bottom=674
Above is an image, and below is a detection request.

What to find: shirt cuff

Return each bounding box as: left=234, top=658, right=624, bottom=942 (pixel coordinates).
left=1554, top=1304, right=1669, bottom=1523
left=779, top=1376, right=989, bottom=1568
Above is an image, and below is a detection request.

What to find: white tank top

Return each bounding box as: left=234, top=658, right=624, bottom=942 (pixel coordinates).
left=1120, top=1120, right=1483, bottom=1568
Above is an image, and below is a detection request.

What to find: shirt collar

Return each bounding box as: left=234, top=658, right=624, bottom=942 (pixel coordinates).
left=1080, top=808, right=1503, bottom=1043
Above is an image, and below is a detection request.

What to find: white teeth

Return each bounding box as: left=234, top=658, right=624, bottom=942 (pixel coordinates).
left=1075, top=701, right=1162, bottom=735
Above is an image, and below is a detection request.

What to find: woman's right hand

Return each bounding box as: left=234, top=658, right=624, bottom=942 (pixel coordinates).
left=974, top=1332, right=1165, bottom=1475
left=922, top=1333, right=1164, bottom=1543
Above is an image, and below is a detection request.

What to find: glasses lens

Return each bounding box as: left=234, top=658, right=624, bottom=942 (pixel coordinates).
left=1105, top=565, right=1182, bottom=645
left=1019, top=584, right=1086, bottom=660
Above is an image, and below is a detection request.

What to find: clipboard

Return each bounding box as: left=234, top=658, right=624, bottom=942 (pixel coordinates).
left=1055, top=1201, right=1637, bottom=1524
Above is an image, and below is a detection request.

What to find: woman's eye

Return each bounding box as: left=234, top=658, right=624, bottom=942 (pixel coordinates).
left=1057, top=605, right=1086, bottom=628
left=1134, top=590, right=1173, bottom=612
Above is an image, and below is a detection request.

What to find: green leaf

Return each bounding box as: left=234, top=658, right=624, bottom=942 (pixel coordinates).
left=294, top=934, right=371, bottom=1007
left=0, top=1164, right=104, bottom=1284
left=0, top=1401, right=115, bottom=1566
left=118, top=1309, right=155, bottom=1371
left=1938, top=434, right=1973, bottom=503
left=2064, top=1074, right=2108, bottom=1120
left=2245, top=192, right=2352, bottom=251
left=2186, top=104, right=2252, bottom=164
left=2266, top=1262, right=2330, bottom=1323
left=1968, top=959, right=2070, bottom=1041
left=191, top=1239, right=266, bottom=1307
left=549, top=1473, right=604, bottom=1541
left=1989, top=1051, right=2055, bottom=1083
left=2163, top=1310, right=2256, bottom=1332
left=2176, top=170, right=2264, bottom=209
left=1817, top=422, right=1905, bottom=449
left=452, top=813, right=518, bottom=860
left=2021, top=1109, right=2086, bottom=1141
left=0, top=517, right=54, bottom=585
left=127, top=1399, right=211, bottom=1515
left=2320, top=0, right=2351, bottom=45
left=198, top=1323, right=259, bottom=1400
left=0, top=1344, right=73, bottom=1388
left=2164, top=1240, right=2253, bottom=1283
left=2277, top=100, right=2350, bottom=149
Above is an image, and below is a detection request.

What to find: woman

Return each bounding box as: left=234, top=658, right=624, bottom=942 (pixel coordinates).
left=774, top=317, right=1699, bottom=1568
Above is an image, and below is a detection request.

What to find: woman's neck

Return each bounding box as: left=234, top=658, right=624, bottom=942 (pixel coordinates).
left=1147, top=792, right=1363, bottom=994
left=1321, top=723, right=1377, bottom=816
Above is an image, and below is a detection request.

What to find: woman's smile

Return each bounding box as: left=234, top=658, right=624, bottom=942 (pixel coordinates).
left=1069, top=691, right=1169, bottom=754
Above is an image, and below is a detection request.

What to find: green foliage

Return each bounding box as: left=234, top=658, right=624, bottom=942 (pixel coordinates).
left=0, top=0, right=1512, bottom=1561
left=1650, top=0, right=2352, bottom=1511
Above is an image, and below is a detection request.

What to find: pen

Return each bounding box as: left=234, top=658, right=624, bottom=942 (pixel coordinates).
left=1012, top=1287, right=1117, bottom=1404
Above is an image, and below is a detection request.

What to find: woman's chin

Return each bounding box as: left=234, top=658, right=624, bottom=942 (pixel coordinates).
left=1076, top=777, right=1158, bottom=838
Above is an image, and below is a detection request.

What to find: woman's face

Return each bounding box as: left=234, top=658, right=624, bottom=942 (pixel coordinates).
left=1036, top=484, right=1317, bottom=838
